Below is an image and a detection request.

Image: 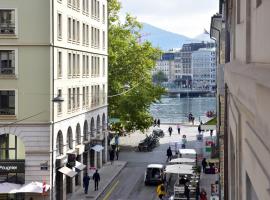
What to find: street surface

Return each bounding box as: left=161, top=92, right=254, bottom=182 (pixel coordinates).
left=98, top=125, right=208, bottom=200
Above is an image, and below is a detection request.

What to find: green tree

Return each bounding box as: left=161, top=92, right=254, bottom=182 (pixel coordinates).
left=108, top=0, right=165, bottom=132
left=152, top=70, right=168, bottom=84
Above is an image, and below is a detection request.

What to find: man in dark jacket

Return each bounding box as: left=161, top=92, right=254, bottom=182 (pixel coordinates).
left=93, top=170, right=101, bottom=191
left=166, top=146, right=173, bottom=162
left=83, top=173, right=91, bottom=194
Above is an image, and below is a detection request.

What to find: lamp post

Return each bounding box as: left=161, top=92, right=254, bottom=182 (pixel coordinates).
left=51, top=95, right=64, bottom=200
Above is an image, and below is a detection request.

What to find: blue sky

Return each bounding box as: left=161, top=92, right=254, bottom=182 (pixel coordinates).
left=119, top=0, right=219, bottom=38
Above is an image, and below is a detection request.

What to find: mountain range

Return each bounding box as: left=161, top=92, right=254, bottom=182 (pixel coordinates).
left=140, top=23, right=214, bottom=51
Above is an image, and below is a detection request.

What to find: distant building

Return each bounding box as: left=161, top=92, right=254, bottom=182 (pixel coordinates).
left=192, top=48, right=216, bottom=90
left=174, top=42, right=215, bottom=88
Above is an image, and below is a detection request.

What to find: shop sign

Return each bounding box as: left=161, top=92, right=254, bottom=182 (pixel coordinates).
left=0, top=160, right=25, bottom=173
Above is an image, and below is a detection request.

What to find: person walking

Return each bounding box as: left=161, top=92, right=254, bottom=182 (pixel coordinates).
left=83, top=173, right=91, bottom=194
left=93, top=170, right=100, bottom=191
left=177, top=124, right=181, bottom=134
left=115, top=146, right=120, bottom=160
left=156, top=183, right=166, bottom=200
left=166, top=146, right=173, bottom=162
left=184, top=184, right=190, bottom=200
left=182, top=135, right=187, bottom=149
left=202, top=158, right=207, bottom=173
left=157, top=119, right=160, bottom=127
left=109, top=149, right=115, bottom=165
left=200, top=189, right=207, bottom=200
left=168, top=126, right=172, bottom=136
left=198, top=124, right=202, bottom=134
left=154, top=119, right=157, bottom=126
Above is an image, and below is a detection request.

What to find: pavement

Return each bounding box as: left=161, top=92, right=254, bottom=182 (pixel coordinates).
left=69, top=161, right=127, bottom=200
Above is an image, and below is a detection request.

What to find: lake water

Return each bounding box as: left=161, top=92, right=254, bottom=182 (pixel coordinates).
left=150, top=96, right=216, bottom=124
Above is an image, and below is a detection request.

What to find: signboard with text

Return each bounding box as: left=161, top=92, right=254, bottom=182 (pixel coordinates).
left=0, top=160, right=25, bottom=173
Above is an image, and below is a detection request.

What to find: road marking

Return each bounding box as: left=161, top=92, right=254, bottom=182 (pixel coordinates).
left=102, top=180, right=119, bottom=200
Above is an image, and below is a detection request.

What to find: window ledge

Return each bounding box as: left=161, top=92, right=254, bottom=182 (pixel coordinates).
left=0, top=74, right=17, bottom=79
left=0, top=115, right=17, bottom=120
left=0, top=34, right=18, bottom=39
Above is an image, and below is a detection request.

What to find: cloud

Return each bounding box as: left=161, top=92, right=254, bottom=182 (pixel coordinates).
left=119, top=0, right=219, bottom=37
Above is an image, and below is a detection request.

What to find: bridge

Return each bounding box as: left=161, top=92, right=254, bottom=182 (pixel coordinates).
left=166, top=88, right=216, bottom=97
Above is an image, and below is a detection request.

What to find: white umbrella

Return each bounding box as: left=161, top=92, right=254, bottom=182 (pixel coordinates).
left=169, top=158, right=196, bottom=164
left=12, top=181, right=50, bottom=193
left=179, top=149, right=197, bottom=155
left=0, top=182, right=21, bottom=194
left=91, top=145, right=104, bottom=152
left=165, top=164, right=194, bottom=175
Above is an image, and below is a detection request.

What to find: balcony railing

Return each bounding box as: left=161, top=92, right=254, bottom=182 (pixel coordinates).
left=0, top=67, right=15, bottom=75
left=0, top=23, right=15, bottom=34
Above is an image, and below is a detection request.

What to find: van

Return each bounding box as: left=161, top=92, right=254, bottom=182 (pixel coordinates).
left=144, top=164, right=165, bottom=185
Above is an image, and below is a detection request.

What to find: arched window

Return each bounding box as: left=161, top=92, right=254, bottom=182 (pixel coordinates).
left=56, top=131, right=63, bottom=156
left=102, top=113, right=106, bottom=131
left=76, top=123, right=81, bottom=145
left=83, top=120, right=88, bottom=142
left=67, top=127, right=73, bottom=149
left=96, top=115, right=100, bottom=134
left=90, top=118, right=95, bottom=137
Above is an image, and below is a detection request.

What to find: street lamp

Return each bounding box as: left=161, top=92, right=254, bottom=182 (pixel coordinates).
left=51, top=95, right=64, bottom=200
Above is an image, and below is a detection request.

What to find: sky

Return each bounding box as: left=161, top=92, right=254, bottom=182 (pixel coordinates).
left=119, top=0, right=219, bottom=38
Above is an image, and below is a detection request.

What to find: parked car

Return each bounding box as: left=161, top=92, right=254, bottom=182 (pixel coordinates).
left=144, top=164, right=166, bottom=185
left=152, top=128, right=164, bottom=137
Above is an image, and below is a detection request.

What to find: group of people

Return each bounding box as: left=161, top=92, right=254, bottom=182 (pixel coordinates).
left=109, top=145, right=120, bottom=164
left=83, top=170, right=101, bottom=194
left=188, top=113, right=195, bottom=125
left=154, top=118, right=161, bottom=127
left=167, top=124, right=181, bottom=136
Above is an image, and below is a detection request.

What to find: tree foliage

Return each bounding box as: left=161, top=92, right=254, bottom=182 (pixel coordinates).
left=108, top=0, right=165, bottom=132
left=152, top=71, right=168, bottom=84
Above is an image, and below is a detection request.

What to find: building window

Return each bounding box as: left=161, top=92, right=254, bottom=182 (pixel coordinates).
left=82, top=23, right=86, bottom=45
left=57, top=51, right=62, bottom=78
left=68, top=17, right=72, bottom=41
left=0, top=9, right=15, bottom=35
left=86, top=86, right=89, bottom=106
left=0, top=50, right=15, bottom=75
left=102, top=57, right=105, bottom=77
left=76, top=21, right=80, bottom=43
left=86, top=25, right=89, bottom=45
left=73, top=53, right=76, bottom=76
left=0, top=90, right=15, bottom=115
left=102, top=4, right=105, bottom=24
left=57, top=89, right=62, bottom=114
left=82, top=55, right=85, bottom=75
left=72, top=88, right=76, bottom=109
left=102, top=31, right=105, bottom=50
left=68, top=53, right=72, bottom=77
left=56, top=131, right=63, bottom=156
left=77, top=54, right=80, bottom=76
left=77, top=87, right=80, bottom=108
left=67, top=128, right=73, bottom=149
left=72, top=19, right=76, bottom=41
left=86, top=55, right=89, bottom=76
left=57, top=13, right=62, bottom=39
left=82, top=87, right=86, bottom=107
left=68, top=88, right=71, bottom=111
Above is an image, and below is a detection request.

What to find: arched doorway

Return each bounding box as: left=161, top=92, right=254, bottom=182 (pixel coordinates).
left=83, top=120, right=88, bottom=142
left=55, top=131, right=64, bottom=200
left=102, top=113, right=106, bottom=132
left=0, top=133, right=25, bottom=200
left=102, top=113, right=106, bottom=163
left=75, top=124, right=81, bottom=186
left=83, top=120, right=89, bottom=175
left=76, top=123, right=81, bottom=145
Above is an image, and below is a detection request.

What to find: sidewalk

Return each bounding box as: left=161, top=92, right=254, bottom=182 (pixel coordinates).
left=68, top=161, right=127, bottom=200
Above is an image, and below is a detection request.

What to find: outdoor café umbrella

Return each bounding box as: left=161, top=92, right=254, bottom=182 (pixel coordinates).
left=165, top=164, right=194, bottom=175
left=12, top=181, right=50, bottom=193
left=0, top=182, right=21, bottom=194
left=169, top=158, right=196, bottom=164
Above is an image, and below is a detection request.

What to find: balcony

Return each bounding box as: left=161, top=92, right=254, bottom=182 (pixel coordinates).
left=0, top=23, right=15, bottom=35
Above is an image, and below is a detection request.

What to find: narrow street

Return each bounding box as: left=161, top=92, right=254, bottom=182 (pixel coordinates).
left=98, top=125, right=206, bottom=200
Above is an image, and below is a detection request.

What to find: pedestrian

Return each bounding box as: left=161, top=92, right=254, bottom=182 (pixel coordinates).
left=156, top=183, right=166, bottom=200
left=210, top=130, right=213, bottom=137
left=154, top=119, right=157, bottom=126
left=83, top=173, right=91, bottom=194
left=184, top=183, right=190, bottom=200
left=198, top=124, right=201, bottom=134
left=109, top=149, right=115, bottom=165
left=157, top=119, right=160, bottom=127
left=182, top=135, right=187, bottom=149
left=202, top=158, right=207, bottom=173
left=168, top=126, right=172, bottom=136
left=200, top=189, right=207, bottom=200
left=166, top=146, right=173, bottom=162
left=92, top=170, right=100, bottom=191
left=177, top=124, right=181, bottom=134
left=115, top=146, right=120, bottom=160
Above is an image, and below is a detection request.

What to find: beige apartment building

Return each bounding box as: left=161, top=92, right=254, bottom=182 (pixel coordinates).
left=0, top=0, right=108, bottom=199
left=220, top=0, right=270, bottom=199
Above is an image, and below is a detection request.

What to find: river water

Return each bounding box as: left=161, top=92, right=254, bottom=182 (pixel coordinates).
left=150, top=96, right=216, bottom=124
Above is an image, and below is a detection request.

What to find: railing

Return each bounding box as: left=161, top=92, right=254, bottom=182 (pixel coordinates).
left=0, top=67, right=15, bottom=75
left=0, top=23, right=15, bottom=34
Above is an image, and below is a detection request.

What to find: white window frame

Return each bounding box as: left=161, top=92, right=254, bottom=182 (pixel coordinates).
left=0, top=89, right=18, bottom=117
left=0, top=47, right=18, bottom=77
left=57, top=12, right=62, bottom=40
left=0, top=8, right=18, bottom=37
